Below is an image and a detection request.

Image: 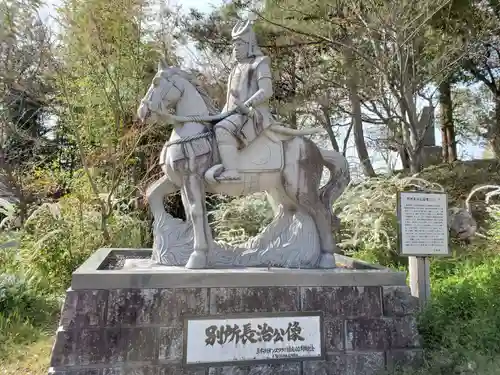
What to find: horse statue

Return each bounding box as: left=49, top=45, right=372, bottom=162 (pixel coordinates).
left=136, top=60, right=350, bottom=269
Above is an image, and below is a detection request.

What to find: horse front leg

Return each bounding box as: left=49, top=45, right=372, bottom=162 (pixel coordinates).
left=183, top=173, right=211, bottom=269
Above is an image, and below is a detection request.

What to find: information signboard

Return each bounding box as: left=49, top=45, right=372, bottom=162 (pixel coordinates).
left=397, top=191, right=450, bottom=256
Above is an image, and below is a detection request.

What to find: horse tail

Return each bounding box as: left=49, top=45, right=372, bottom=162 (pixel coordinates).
left=268, top=124, right=324, bottom=136
left=318, top=149, right=350, bottom=227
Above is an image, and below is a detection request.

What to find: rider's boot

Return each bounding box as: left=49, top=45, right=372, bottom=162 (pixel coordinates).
left=215, top=127, right=241, bottom=181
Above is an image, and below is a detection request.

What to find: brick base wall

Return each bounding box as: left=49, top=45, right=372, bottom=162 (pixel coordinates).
left=49, top=285, right=422, bottom=375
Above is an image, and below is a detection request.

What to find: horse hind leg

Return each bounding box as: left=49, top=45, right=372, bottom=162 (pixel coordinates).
left=283, top=189, right=336, bottom=268
left=146, top=175, right=180, bottom=264
left=282, top=142, right=337, bottom=269
left=311, top=205, right=336, bottom=268
left=297, top=194, right=336, bottom=268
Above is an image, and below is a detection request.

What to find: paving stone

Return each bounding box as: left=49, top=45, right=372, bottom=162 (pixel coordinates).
left=386, top=349, right=425, bottom=370
left=60, top=290, right=109, bottom=329
left=209, top=362, right=301, bottom=375
left=125, top=327, right=160, bottom=362
left=104, top=327, right=129, bottom=363
left=303, top=352, right=385, bottom=375
left=324, top=319, right=344, bottom=352
left=106, top=288, right=208, bottom=327
left=210, top=287, right=300, bottom=314
left=383, top=286, right=419, bottom=317
left=49, top=370, right=100, bottom=375
left=388, top=316, right=421, bottom=349
left=158, top=366, right=206, bottom=375
left=50, top=330, right=76, bottom=367
left=106, top=289, right=161, bottom=326
left=103, top=367, right=159, bottom=375
left=345, top=318, right=389, bottom=351
left=159, top=326, right=183, bottom=362
left=301, top=286, right=382, bottom=319
left=75, top=328, right=108, bottom=365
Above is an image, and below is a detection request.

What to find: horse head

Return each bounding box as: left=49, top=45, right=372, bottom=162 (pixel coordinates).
left=137, top=59, right=183, bottom=124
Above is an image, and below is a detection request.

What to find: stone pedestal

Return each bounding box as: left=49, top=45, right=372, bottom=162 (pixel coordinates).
left=48, top=249, right=422, bottom=375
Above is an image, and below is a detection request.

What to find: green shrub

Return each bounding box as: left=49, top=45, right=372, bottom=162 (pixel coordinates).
left=0, top=314, right=46, bottom=359
left=0, top=274, right=58, bottom=324
left=384, top=184, right=500, bottom=375
left=210, top=193, right=273, bottom=244
left=0, top=234, right=20, bottom=273
left=387, top=350, right=500, bottom=375
left=18, top=193, right=148, bottom=292
left=0, top=273, right=60, bottom=358
left=334, top=175, right=444, bottom=266
left=419, top=218, right=500, bottom=353
left=384, top=242, right=500, bottom=375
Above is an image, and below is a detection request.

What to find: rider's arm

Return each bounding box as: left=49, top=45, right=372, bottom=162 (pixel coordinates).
left=244, top=58, right=273, bottom=108
left=221, top=66, right=235, bottom=112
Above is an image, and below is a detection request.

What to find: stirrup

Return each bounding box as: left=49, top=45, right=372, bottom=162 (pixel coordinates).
left=205, top=164, right=224, bottom=184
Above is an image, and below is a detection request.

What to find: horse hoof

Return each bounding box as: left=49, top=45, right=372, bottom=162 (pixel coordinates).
left=186, top=251, right=208, bottom=269
left=318, top=253, right=336, bottom=269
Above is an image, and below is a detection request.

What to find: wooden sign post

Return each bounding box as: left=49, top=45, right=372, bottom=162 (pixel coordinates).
left=397, top=191, right=450, bottom=309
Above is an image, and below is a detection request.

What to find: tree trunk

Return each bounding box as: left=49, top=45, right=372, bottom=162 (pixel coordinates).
left=320, top=105, right=340, bottom=152
left=289, top=55, right=297, bottom=129
left=344, top=44, right=376, bottom=177
left=408, top=151, right=422, bottom=174
left=406, top=123, right=423, bottom=173
left=350, top=80, right=375, bottom=177
left=399, top=147, right=411, bottom=170
left=439, top=79, right=456, bottom=162
left=493, top=95, right=500, bottom=158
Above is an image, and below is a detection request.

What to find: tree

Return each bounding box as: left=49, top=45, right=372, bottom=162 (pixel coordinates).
left=182, top=2, right=351, bottom=151
left=0, top=0, right=56, bottom=221
left=431, top=0, right=500, bottom=158
left=464, top=44, right=500, bottom=157
left=452, top=83, right=495, bottom=148
left=260, top=0, right=471, bottom=173
left=54, top=0, right=172, bottom=239
left=439, top=78, right=457, bottom=162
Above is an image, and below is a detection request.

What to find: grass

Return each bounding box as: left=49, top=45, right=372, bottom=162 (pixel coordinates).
left=0, top=243, right=60, bottom=374
left=0, top=326, right=55, bottom=375
left=417, top=159, right=500, bottom=229
left=413, top=159, right=500, bottom=204
left=0, top=190, right=148, bottom=374
left=384, top=239, right=500, bottom=375
left=0, top=306, right=58, bottom=374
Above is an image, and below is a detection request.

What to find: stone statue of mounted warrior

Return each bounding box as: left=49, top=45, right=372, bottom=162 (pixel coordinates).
left=136, top=16, right=351, bottom=270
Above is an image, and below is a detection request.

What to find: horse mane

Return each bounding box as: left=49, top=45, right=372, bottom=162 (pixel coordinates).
left=167, top=67, right=219, bottom=116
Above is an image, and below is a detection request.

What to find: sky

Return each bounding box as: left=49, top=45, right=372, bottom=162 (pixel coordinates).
left=180, top=0, right=220, bottom=11
left=38, top=0, right=486, bottom=176
left=39, top=0, right=219, bottom=24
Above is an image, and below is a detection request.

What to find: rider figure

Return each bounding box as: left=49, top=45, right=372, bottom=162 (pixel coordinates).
left=214, top=17, right=274, bottom=181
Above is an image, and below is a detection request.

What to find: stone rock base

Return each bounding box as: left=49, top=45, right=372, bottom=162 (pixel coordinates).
left=48, top=249, right=423, bottom=375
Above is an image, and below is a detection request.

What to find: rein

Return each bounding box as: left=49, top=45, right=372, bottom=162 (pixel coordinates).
left=165, top=131, right=214, bottom=147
